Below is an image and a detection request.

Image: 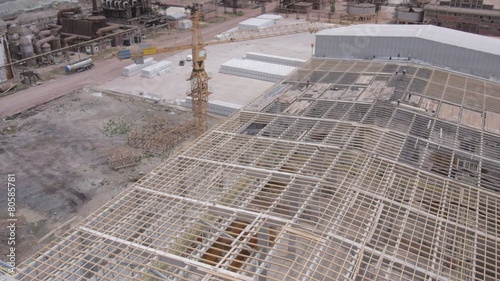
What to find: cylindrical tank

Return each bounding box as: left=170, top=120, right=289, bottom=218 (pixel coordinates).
left=35, top=35, right=55, bottom=53
left=65, top=58, right=93, bottom=72
left=347, top=3, right=376, bottom=16
left=19, top=36, right=35, bottom=59
left=29, top=25, right=39, bottom=34
left=8, top=24, right=19, bottom=34
left=9, top=33, right=19, bottom=41
left=19, top=26, right=32, bottom=36
left=42, top=43, right=51, bottom=53
left=395, top=7, right=424, bottom=22
left=51, top=35, right=62, bottom=50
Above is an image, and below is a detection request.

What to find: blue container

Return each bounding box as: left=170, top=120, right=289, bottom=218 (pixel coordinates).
left=118, top=49, right=131, bottom=59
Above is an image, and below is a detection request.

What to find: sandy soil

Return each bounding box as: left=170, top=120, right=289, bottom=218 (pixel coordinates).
left=0, top=89, right=221, bottom=262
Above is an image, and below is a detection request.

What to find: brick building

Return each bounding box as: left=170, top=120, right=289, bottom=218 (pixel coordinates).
left=424, top=0, right=500, bottom=36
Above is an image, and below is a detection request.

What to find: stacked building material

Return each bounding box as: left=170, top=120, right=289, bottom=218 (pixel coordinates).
left=256, top=14, right=284, bottom=23
left=238, top=18, right=274, bottom=30
left=219, top=59, right=296, bottom=82
left=176, top=97, right=241, bottom=116
left=245, top=52, right=307, bottom=67
left=178, top=20, right=193, bottom=30
left=141, top=61, right=173, bottom=78
left=122, top=57, right=155, bottom=77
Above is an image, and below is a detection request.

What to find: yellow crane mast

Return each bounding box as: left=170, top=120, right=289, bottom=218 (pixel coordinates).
left=114, top=14, right=341, bottom=137
left=188, top=12, right=210, bottom=137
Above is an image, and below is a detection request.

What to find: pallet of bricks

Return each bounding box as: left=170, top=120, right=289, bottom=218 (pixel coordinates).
left=122, top=57, right=155, bottom=77
left=141, top=61, right=173, bottom=78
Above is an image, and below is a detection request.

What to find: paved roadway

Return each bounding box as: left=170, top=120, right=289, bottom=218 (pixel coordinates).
left=0, top=4, right=276, bottom=120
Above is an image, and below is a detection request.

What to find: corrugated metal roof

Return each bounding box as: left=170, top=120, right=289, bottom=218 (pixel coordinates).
left=316, top=24, right=500, bottom=55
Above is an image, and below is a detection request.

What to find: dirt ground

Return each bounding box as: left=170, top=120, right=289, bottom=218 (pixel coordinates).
left=0, top=89, right=221, bottom=262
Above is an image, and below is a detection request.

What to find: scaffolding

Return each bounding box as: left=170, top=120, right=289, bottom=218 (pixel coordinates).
left=127, top=115, right=194, bottom=155
left=16, top=59, right=500, bottom=281
left=107, top=147, right=137, bottom=170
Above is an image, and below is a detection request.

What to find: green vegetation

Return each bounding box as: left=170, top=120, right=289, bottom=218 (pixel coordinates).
left=2, top=125, right=17, bottom=134
left=4, top=113, right=20, bottom=121
left=102, top=119, right=134, bottom=136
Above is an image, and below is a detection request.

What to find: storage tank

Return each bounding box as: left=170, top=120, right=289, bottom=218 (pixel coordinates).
left=395, top=6, right=424, bottom=23
left=347, top=3, right=376, bottom=16
left=29, top=25, right=39, bottom=34
left=19, top=26, right=32, bottom=36
left=19, top=36, right=34, bottom=59
left=9, top=33, right=19, bottom=41
left=0, top=35, right=11, bottom=82
left=51, top=35, right=62, bottom=50
left=42, top=43, right=51, bottom=53
left=65, top=58, right=93, bottom=72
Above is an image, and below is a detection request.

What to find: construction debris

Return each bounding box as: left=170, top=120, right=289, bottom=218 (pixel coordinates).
left=107, top=146, right=137, bottom=170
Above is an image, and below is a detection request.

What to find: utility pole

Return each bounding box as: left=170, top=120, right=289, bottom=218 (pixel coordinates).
left=188, top=12, right=211, bottom=137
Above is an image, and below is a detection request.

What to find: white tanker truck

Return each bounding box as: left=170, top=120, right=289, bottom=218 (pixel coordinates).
left=65, top=58, right=94, bottom=73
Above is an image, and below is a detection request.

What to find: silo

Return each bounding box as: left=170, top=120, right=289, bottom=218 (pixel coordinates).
left=347, top=3, right=376, bottom=18
left=395, top=6, right=424, bottom=23
left=19, top=36, right=34, bottom=59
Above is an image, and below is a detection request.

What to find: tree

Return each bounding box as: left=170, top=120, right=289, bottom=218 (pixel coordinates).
left=330, top=0, right=336, bottom=13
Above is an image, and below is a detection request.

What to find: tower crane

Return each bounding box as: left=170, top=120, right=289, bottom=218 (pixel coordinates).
left=114, top=12, right=341, bottom=137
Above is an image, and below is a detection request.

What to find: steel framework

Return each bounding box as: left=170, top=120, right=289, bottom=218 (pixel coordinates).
left=188, top=12, right=211, bottom=137
left=15, top=59, right=500, bottom=281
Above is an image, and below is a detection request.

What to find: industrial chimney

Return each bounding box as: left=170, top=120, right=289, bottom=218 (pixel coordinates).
left=92, top=0, right=99, bottom=15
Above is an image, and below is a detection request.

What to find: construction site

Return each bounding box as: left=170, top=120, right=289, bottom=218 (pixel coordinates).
left=0, top=0, right=499, bottom=280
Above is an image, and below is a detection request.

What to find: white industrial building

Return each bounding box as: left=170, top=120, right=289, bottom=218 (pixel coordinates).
left=314, top=24, right=500, bottom=81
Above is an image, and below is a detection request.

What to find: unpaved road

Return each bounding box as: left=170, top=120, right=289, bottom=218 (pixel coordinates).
left=0, top=4, right=277, bottom=120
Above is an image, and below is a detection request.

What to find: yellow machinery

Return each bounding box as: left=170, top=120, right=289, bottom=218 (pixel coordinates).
left=114, top=12, right=340, bottom=137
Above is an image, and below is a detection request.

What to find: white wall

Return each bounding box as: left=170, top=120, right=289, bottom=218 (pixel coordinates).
left=314, top=34, right=500, bottom=80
